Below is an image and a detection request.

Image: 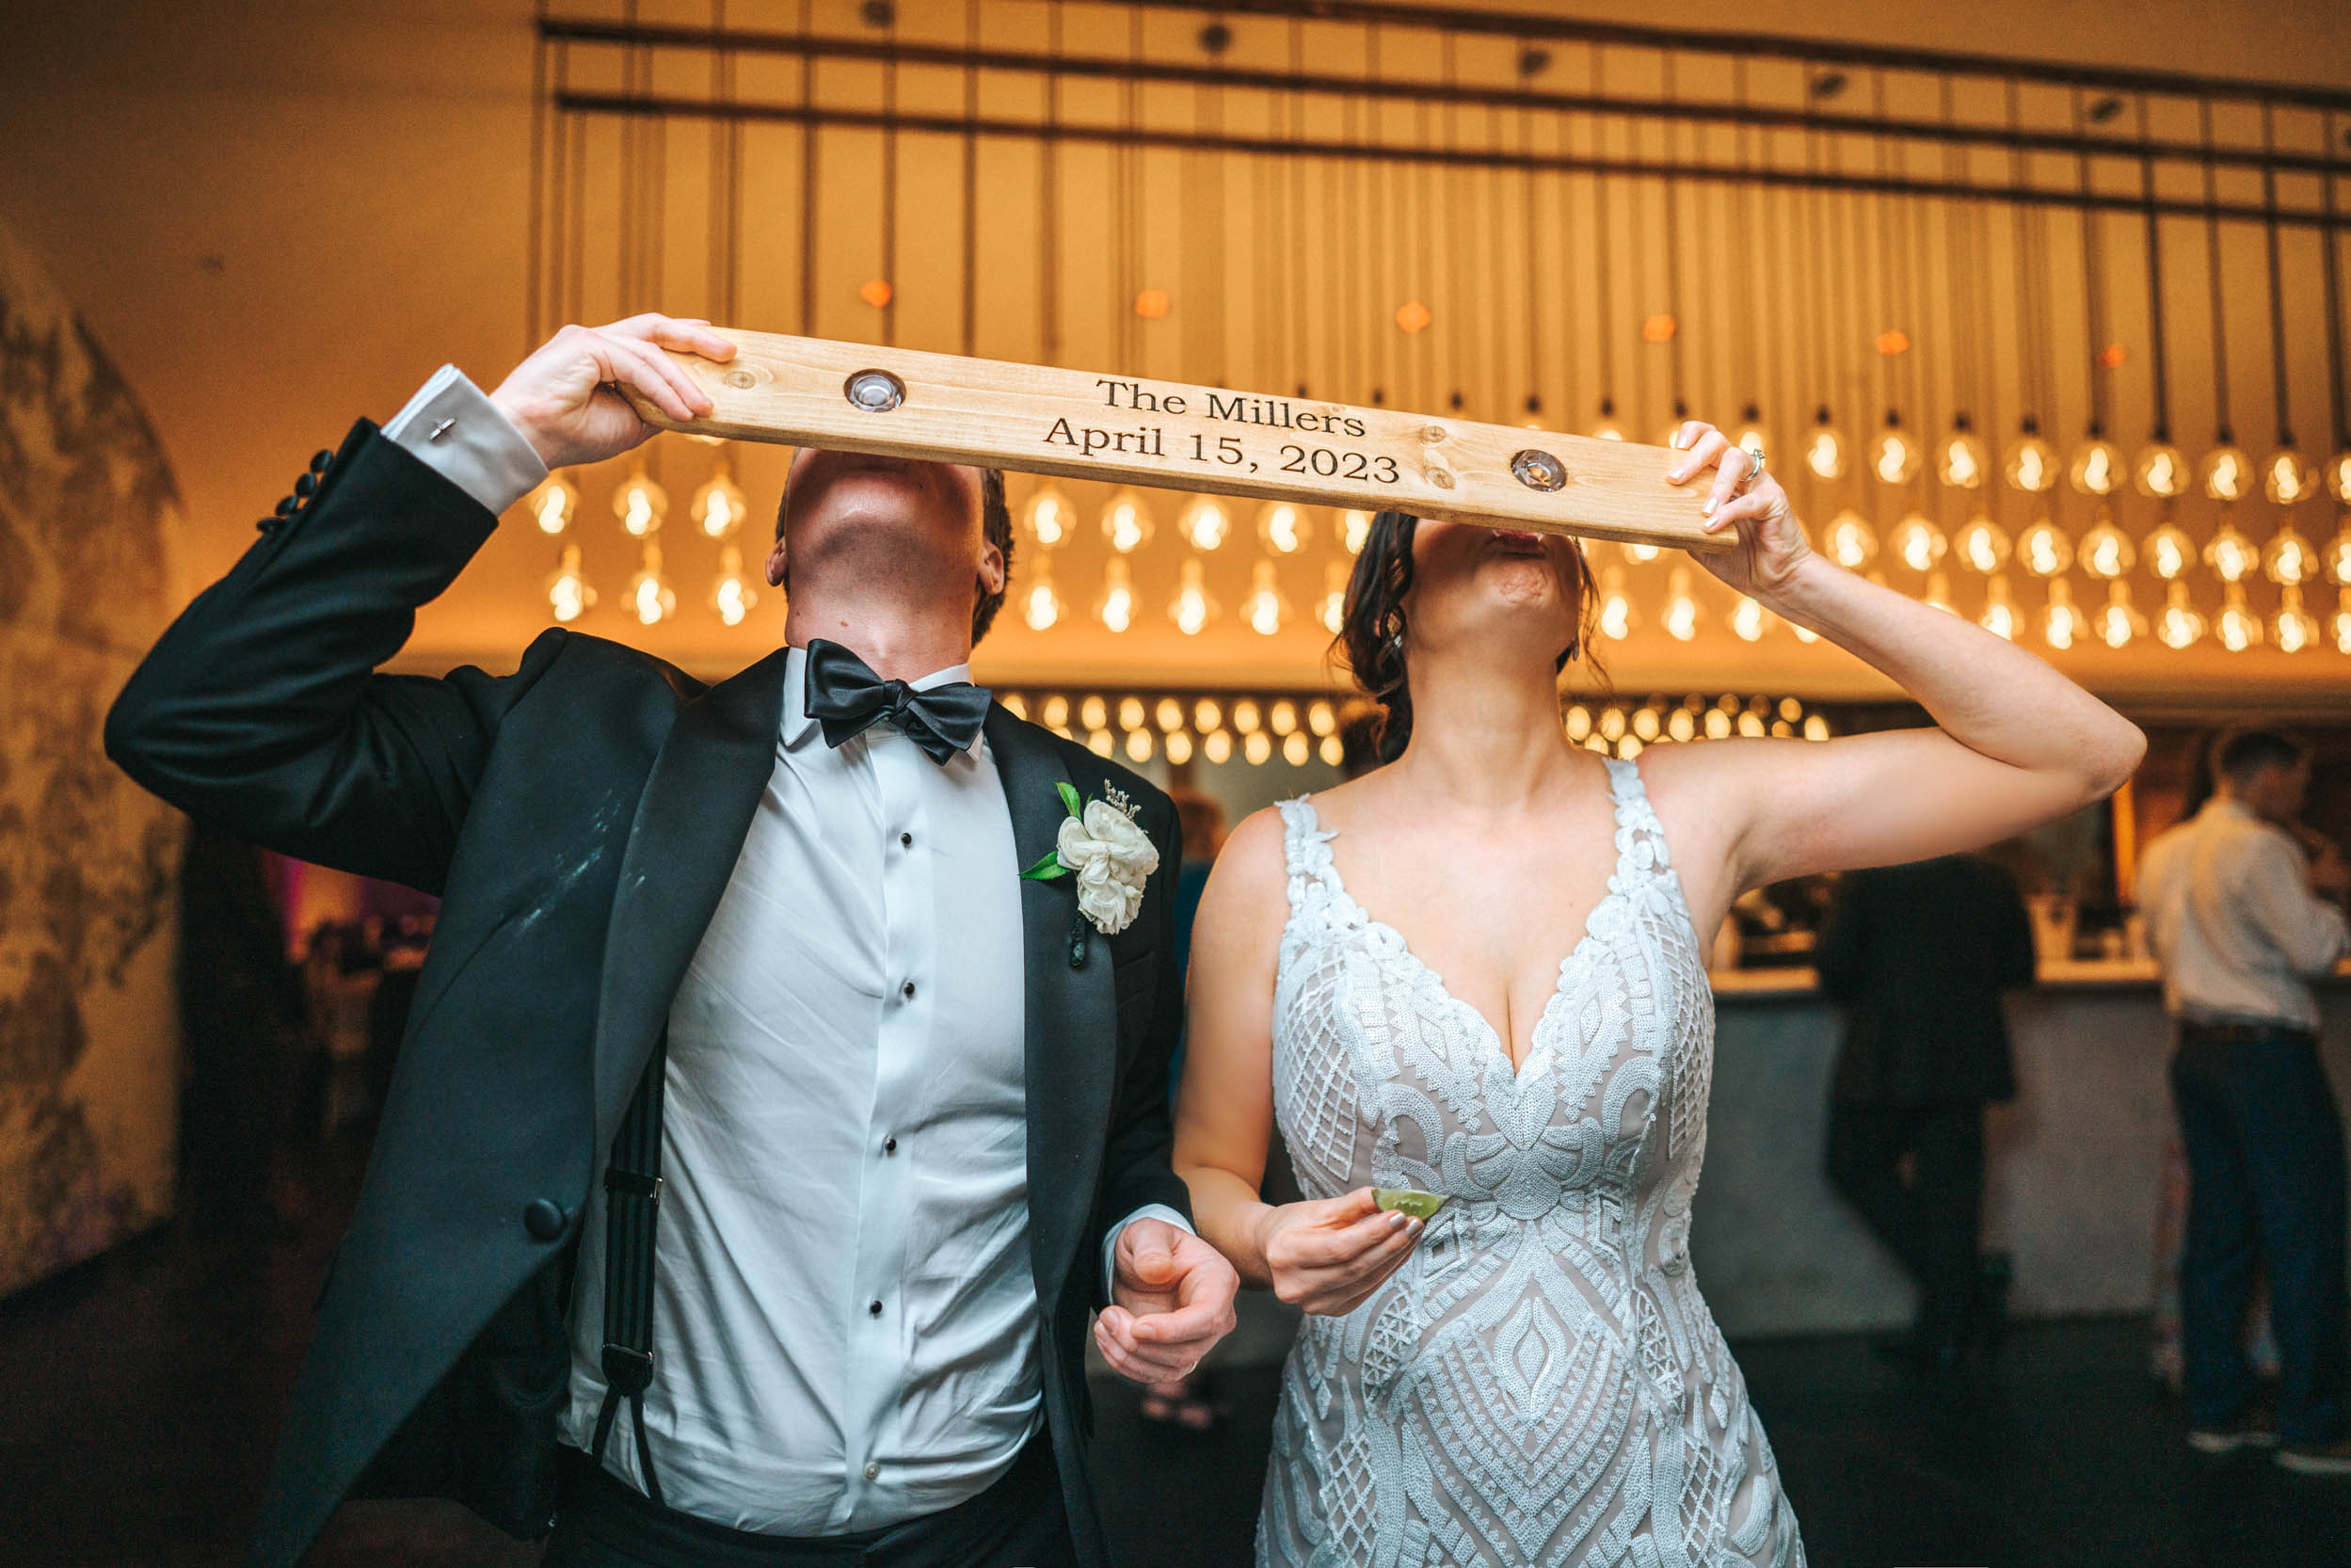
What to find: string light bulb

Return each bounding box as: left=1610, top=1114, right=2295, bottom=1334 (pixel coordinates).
left=1621, top=539, right=1664, bottom=566
left=1341, top=509, right=1373, bottom=554
left=1022, top=483, right=1074, bottom=548
left=1256, top=501, right=1310, bottom=555
left=2272, top=584, right=2320, bottom=652
left=691, top=460, right=748, bottom=540
left=1978, top=574, right=2020, bottom=640
left=1823, top=508, right=1879, bottom=569
left=1733, top=410, right=1772, bottom=461
left=2041, top=578, right=2088, bottom=650
left=2077, top=510, right=2135, bottom=580
left=2263, top=444, right=2315, bottom=506
left=2205, top=513, right=2259, bottom=583
left=2146, top=519, right=2197, bottom=580
left=626, top=542, right=676, bottom=626
left=2200, top=440, right=2251, bottom=503
left=1096, top=558, right=1136, bottom=632
left=614, top=463, right=667, bottom=537
left=2334, top=585, right=2351, bottom=654
left=1888, top=510, right=1947, bottom=573
left=526, top=474, right=579, bottom=536
left=2134, top=440, right=2189, bottom=499
left=1241, top=560, right=1289, bottom=635
left=1662, top=567, right=1702, bottom=642
left=2067, top=433, right=2123, bottom=497
left=1021, top=559, right=1065, bottom=632
left=709, top=544, right=758, bottom=626
left=2094, top=580, right=2146, bottom=648
left=2216, top=582, right=2262, bottom=650
left=1169, top=558, right=1218, bottom=635
left=2156, top=581, right=2208, bottom=648
left=1871, top=417, right=1923, bottom=486
left=2017, top=516, right=2073, bottom=577
left=2330, top=514, right=2351, bottom=584
left=2004, top=427, right=2058, bottom=493
left=545, top=543, right=595, bottom=623
left=1596, top=566, right=1637, bottom=639
left=1803, top=410, right=1849, bottom=481
left=1319, top=561, right=1348, bottom=635
left=1954, top=512, right=2011, bottom=574
left=1923, top=571, right=1959, bottom=615
left=1590, top=402, right=1626, bottom=442
left=2263, top=520, right=2317, bottom=585
left=1730, top=595, right=1775, bottom=641
left=1177, top=495, right=1231, bottom=552
left=1937, top=420, right=1989, bottom=488
left=1099, top=489, right=1154, bottom=554
left=2327, top=450, right=2351, bottom=504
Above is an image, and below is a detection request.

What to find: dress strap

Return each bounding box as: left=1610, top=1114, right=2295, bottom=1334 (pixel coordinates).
left=1275, top=796, right=1345, bottom=904
left=1603, top=756, right=1676, bottom=879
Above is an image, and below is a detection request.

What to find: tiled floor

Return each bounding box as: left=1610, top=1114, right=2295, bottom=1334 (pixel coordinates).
left=6, top=1192, right=2346, bottom=1568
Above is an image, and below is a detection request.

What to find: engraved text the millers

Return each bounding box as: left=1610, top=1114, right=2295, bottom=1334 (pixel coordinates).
left=1039, top=376, right=1398, bottom=484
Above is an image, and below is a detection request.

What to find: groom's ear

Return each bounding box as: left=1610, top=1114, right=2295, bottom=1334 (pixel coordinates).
left=765, top=536, right=788, bottom=589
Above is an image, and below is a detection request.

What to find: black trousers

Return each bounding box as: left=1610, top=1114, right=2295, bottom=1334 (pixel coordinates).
left=2171, top=1024, right=2348, bottom=1444
left=1826, top=1100, right=1987, bottom=1342
left=542, top=1437, right=1076, bottom=1568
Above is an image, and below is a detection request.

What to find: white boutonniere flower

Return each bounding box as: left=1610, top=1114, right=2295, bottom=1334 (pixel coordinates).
left=1020, top=782, right=1160, bottom=936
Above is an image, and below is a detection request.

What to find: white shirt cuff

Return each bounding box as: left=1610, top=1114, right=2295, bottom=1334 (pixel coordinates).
left=381, top=364, right=548, bottom=516
left=1103, top=1203, right=1196, bottom=1302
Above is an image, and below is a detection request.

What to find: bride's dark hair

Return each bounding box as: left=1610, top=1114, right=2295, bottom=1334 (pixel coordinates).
left=1335, top=511, right=1603, bottom=765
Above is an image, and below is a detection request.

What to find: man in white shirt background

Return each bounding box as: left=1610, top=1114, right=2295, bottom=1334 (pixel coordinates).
left=105, top=314, right=1241, bottom=1567
left=2139, top=728, right=2351, bottom=1475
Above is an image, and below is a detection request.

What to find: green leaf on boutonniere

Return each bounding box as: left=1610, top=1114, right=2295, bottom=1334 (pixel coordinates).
left=1019, top=848, right=1070, bottom=882
left=1055, top=780, right=1083, bottom=819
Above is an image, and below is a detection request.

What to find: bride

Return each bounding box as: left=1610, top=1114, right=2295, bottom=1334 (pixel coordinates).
left=1159, top=423, right=2143, bottom=1565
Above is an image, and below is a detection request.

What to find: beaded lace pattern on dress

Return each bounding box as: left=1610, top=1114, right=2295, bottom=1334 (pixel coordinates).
left=1258, top=759, right=1804, bottom=1568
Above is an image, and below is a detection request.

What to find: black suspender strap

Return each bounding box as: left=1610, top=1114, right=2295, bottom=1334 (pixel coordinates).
left=589, top=1033, right=668, bottom=1509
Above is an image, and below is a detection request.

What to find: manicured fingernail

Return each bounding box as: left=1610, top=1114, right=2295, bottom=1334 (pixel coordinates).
left=1386, top=1211, right=1407, bottom=1229
left=1406, top=1218, right=1425, bottom=1237
left=1702, top=498, right=1717, bottom=516
left=1670, top=465, right=1690, bottom=482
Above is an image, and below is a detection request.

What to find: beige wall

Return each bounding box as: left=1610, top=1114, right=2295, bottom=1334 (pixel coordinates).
left=3, top=1, right=2349, bottom=708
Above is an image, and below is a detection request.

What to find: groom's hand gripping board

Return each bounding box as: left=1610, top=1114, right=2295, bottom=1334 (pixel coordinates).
left=619, top=330, right=1728, bottom=555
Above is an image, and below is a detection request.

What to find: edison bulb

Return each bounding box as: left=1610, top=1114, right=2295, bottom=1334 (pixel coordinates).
left=2004, top=431, right=2058, bottom=493
left=2068, top=436, right=2123, bottom=497
left=1257, top=501, right=1310, bottom=555
left=1099, top=489, right=1154, bottom=553
left=1319, top=561, right=1348, bottom=635
left=614, top=465, right=668, bottom=537
left=1591, top=404, right=1626, bottom=442
left=2264, top=520, right=2317, bottom=585
left=1888, top=511, right=1947, bottom=573
left=2263, top=446, right=2315, bottom=506
left=1096, top=558, right=1136, bottom=632
left=1662, top=567, right=1702, bottom=642
left=626, top=543, right=676, bottom=626
left=1954, top=513, right=2011, bottom=574
left=545, top=543, right=595, bottom=623
left=2328, top=514, right=2351, bottom=584
left=2134, top=441, right=2190, bottom=499
left=2077, top=511, right=2135, bottom=579
left=2156, top=581, right=2207, bottom=648
left=1871, top=421, right=1924, bottom=486
left=1241, top=560, right=1288, bottom=635
left=1168, top=558, right=1217, bottom=635
left=2041, top=578, right=2088, bottom=650
left=692, top=462, right=748, bottom=539
left=2017, top=517, right=2073, bottom=577
left=1341, top=509, right=1373, bottom=554
left=2272, top=584, right=2319, bottom=652
left=1730, top=595, right=1774, bottom=641
left=1022, top=560, right=1065, bottom=632
left=2146, top=520, right=2197, bottom=581
left=1803, top=416, right=1849, bottom=482
left=709, top=544, right=758, bottom=626
left=2327, top=450, right=2351, bottom=505
left=2216, top=582, right=2262, bottom=650
left=2094, top=580, right=2146, bottom=648
left=526, top=474, right=579, bottom=536
left=1622, top=539, right=1664, bottom=566
left=1733, top=413, right=1772, bottom=462
left=2334, top=586, right=2351, bottom=653
left=1596, top=566, right=1637, bottom=639
left=1978, top=574, right=2020, bottom=640
left=1178, top=495, right=1231, bottom=552
left=2205, top=514, right=2258, bottom=583
left=2201, top=442, right=2251, bottom=503
left=1023, top=483, right=1074, bottom=548
left=1938, top=424, right=1990, bottom=489
left=1823, top=508, right=1879, bottom=569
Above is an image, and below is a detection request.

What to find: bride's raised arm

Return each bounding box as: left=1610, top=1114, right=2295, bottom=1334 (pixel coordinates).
left=1640, top=422, right=2146, bottom=920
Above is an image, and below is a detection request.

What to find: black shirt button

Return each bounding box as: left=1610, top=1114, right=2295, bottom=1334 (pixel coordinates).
left=310, top=448, right=334, bottom=473
left=901, top=981, right=916, bottom=1000
left=883, top=1137, right=897, bottom=1155
left=868, top=1299, right=884, bottom=1317
left=276, top=494, right=298, bottom=516
left=294, top=472, right=317, bottom=499
left=900, top=832, right=913, bottom=849
left=523, top=1198, right=568, bottom=1240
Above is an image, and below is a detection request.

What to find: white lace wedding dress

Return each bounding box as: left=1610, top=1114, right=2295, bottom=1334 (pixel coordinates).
left=1259, top=759, right=1805, bottom=1568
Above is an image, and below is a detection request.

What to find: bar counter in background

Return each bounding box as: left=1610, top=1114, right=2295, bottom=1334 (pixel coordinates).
left=1693, top=960, right=2351, bottom=1336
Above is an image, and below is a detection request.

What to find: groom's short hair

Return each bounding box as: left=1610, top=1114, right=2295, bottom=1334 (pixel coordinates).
left=775, top=464, right=1015, bottom=645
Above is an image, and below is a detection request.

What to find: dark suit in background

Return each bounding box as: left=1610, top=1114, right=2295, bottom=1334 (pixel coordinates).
left=1817, top=855, right=2036, bottom=1353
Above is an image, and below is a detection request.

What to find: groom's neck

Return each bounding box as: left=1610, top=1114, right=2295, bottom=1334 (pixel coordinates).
left=783, top=588, right=974, bottom=682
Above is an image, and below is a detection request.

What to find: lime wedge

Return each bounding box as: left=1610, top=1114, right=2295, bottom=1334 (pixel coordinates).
left=1374, top=1189, right=1447, bottom=1221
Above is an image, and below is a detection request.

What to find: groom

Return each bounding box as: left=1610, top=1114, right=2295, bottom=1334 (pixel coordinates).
left=105, top=314, right=1239, bottom=1568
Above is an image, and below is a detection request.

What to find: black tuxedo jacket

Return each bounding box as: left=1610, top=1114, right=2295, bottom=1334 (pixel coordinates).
left=104, top=423, right=1191, bottom=1568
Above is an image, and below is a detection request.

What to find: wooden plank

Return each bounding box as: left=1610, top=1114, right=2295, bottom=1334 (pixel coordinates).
left=620, top=330, right=1732, bottom=554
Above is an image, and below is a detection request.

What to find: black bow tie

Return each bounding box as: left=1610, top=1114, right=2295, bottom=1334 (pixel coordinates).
left=802, top=639, right=992, bottom=765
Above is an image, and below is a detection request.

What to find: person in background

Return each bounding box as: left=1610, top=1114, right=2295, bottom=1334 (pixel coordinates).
left=2140, top=728, right=2350, bottom=1474
left=1816, top=853, right=2037, bottom=1369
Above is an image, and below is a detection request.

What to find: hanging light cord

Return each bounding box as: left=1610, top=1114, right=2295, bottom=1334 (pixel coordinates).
left=2323, top=110, right=2348, bottom=453
left=1732, top=59, right=1763, bottom=423
left=1521, top=46, right=1544, bottom=417
left=2007, top=77, right=2046, bottom=436
left=1940, top=75, right=1980, bottom=434
left=2261, top=102, right=2294, bottom=447
left=2075, top=88, right=2110, bottom=438
left=1591, top=48, right=1617, bottom=419
left=1660, top=54, right=1687, bottom=424
left=2199, top=96, right=2233, bottom=442
left=2137, top=95, right=2172, bottom=442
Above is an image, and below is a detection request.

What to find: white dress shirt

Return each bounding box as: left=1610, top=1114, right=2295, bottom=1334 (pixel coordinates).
left=2139, top=795, right=2349, bottom=1032
left=378, top=366, right=1187, bottom=1533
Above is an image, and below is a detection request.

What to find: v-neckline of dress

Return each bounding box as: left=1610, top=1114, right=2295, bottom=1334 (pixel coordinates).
left=1300, top=763, right=1635, bottom=1081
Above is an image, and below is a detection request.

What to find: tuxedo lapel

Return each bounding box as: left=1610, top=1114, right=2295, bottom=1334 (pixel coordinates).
left=987, top=706, right=1120, bottom=1304
left=591, top=647, right=790, bottom=1151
